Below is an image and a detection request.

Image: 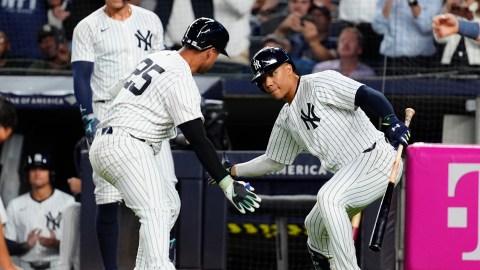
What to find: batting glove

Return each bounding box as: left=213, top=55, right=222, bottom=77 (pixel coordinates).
left=82, top=113, right=99, bottom=146
left=382, top=114, right=410, bottom=148
left=219, top=175, right=261, bottom=214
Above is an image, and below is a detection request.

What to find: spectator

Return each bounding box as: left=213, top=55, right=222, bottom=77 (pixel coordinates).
left=372, top=0, right=443, bottom=75
left=155, top=0, right=214, bottom=50
left=433, top=12, right=480, bottom=41
left=0, top=95, right=21, bottom=270
left=434, top=0, right=480, bottom=73
left=28, top=24, right=71, bottom=74
left=47, top=0, right=71, bottom=32
left=313, top=27, right=376, bottom=78
left=261, top=33, right=316, bottom=74
left=260, top=0, right=312, bottom=35
left=300, top=3, right=337, bottom=61
left=214, top=0, right=256, bottom=66
left=337, top=0, right=383, bottom=66
left=0, top=0, right=61, bottom=59
left=4, top=153, right=75, bottom=270
left=0, top=31, right=33, bottom=74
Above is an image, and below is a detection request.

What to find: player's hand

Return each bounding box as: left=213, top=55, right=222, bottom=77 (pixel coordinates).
left=82, top=113, right=99, bottom=146
left=219, top=175, right=261, bottom=214
left=27, top=228, right=41, bottom=248
left=382, top=114, right=411, bottom=148
left=38, top=229, right=59, bottom=249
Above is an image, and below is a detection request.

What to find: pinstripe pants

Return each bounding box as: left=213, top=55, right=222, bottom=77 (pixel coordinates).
left=89, top=130, right=177, bottom=269
left=305, top=140, right=403, bottom=270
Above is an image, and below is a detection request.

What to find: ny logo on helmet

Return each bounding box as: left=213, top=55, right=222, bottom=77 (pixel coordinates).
left=253, top=59, right=261, bottom=70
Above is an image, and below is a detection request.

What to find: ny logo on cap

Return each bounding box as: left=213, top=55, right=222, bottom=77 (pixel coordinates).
left=253, top=59, right=261, bottom=70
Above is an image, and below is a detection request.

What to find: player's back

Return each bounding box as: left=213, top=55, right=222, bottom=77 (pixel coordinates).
left=99, top=50, right=203, bottom=145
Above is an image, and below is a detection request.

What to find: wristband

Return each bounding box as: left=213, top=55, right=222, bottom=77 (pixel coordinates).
left=458, top=20, right=480, bottom=40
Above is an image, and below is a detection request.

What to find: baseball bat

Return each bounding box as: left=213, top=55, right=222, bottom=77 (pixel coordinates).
left=369, top=108, right=415, bottom=252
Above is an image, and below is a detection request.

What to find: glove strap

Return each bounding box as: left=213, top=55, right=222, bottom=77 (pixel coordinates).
left=82, top=112, right=95, bottom=123
left=219, top=175, right=234, bottom=190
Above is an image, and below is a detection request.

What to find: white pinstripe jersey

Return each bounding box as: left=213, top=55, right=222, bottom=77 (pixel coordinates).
left=266, top=70, right=384, bottom=173
left=0, top=196, right=7, bottom=225
left=98, top=50, right=204, bottom=145
left=71, top=4, right=164, bottom=102
left=4, top=190, right=75, bottom=262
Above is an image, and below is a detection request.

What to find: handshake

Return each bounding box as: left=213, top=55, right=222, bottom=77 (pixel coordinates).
left=214, top=153, right=262, bottom=214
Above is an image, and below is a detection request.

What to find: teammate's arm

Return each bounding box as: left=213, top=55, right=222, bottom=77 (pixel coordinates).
left=231, top=154, right=285, bottom=177
left=355, top=85, right=410, bottom=147
left=178, top=118, right=261, bottom=214
left=72, top=61, right=98, bottom=144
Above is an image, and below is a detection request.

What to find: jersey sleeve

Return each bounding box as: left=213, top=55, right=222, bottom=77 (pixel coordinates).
left=266, top=114, right=303, bottom=165
left=0, top=196, right=7, bottom=225
left=71, top=21, right=95, bottom=62
left=151, top=13, right=165, bottom=52
left=314, top=70, right=364, bottom=111
left=165, top=73, right=204, bottom=126
left=4, top=201, right=17, bottom=241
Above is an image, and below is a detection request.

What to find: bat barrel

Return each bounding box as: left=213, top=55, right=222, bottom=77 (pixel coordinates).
left=369, top=182, right=395, bottom=252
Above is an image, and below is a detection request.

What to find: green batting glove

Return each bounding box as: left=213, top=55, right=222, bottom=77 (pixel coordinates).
left=219, top=175, right=261, bottom=214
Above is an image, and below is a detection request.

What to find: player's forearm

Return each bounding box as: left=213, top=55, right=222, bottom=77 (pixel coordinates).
left=72, top=61, right=95, bottom=117
left=0, top=231, right=15, bottom=270
left=6, top=238, right=31, bottom=256
left=178, top=119, right=229, bottom=182
left=233, top=154, right=285, bottom=177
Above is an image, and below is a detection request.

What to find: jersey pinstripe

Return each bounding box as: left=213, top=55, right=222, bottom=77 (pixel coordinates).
left=99, top=50, right=204, bottom=147
left=72, top=4, right=164, bottom=102
left=4, top=190, right=75, bottom=264
left=0, top=196, right=7, bottom=225
left=266, top=70, right=384, bottom=173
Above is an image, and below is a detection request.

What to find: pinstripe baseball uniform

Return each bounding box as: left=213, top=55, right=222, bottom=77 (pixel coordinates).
left=0, top=195, right=7, bottom=225
left=4, top=190, right=75, bottom=270
left=261, top=70, right=402, bottom=269
left=89, top=50, right=201, bottom=269
left=58, top=202, right=80, bottom=270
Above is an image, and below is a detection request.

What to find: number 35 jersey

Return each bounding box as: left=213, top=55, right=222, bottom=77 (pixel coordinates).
left=99, top=50, right=204, bottom=145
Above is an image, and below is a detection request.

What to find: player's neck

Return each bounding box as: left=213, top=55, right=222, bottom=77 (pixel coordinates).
left=104, top=4, right=132, bottom=21
left=284, top=75, right=300, bottom=104
left=31, top=185, right=53, bottom=202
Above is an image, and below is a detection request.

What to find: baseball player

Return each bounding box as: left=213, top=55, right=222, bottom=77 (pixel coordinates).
left=4, top=153, right=75, bottom=270
left=89, top=17, right=261, bottom=269
left=71, top=1, right=181, bottom=268
left=433, top=12, right=480, bottom=41
left=226, top=46, right=411, bottom=270
left=1, top=195, right=22, bottom=270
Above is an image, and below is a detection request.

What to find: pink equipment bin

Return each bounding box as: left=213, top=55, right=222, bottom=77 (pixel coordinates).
left=406, top=143, right=480, bottom=269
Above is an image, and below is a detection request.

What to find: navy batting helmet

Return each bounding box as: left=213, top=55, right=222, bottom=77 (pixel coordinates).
left=250, top=46, right=296, bottom=92
left=25, top=153, right=53, bottom=171
left=182, top=17, right=229, bottom=56
left=25, top=152, right=55, bottom=183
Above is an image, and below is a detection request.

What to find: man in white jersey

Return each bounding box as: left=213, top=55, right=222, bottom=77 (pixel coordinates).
left=71, top=1, right=181, bottom=268
left=226, top=46, right=411, bottom=270
left=4, top=153, right=75, bottom=270
left=89, top=17, right=261, bottom=269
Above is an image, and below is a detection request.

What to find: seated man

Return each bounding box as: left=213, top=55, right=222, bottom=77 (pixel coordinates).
left=4, top=153, right=75, bottom=270
left=28, top=24, right=71, bottom=74
left=313, top=26, right=375, bottom=78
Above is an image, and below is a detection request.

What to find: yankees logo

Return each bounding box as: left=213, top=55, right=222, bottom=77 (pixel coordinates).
left=253, top=59, right=261, bottom=70
left=301, top=103, right=320, bottom=130
left=46, top=211, right=62, bottom=231
left=135, top=30, right=153, bottom=51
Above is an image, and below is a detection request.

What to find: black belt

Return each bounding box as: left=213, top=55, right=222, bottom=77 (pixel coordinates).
left=363, top=142, right=376, bottom=153
left=101, top=127, right=147, bottom=143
